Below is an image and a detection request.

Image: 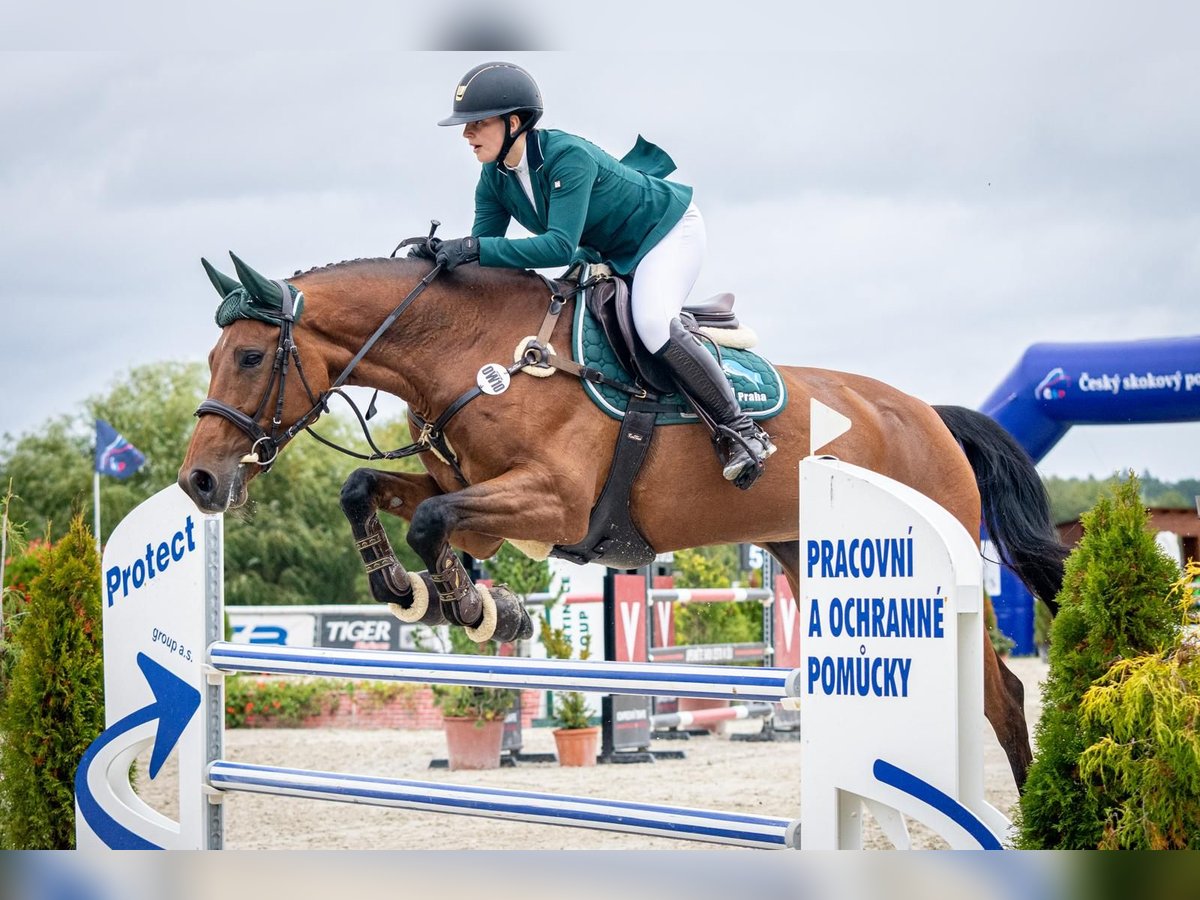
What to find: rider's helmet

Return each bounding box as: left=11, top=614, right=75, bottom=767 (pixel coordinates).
left=438, top=62, right=543, bottom=163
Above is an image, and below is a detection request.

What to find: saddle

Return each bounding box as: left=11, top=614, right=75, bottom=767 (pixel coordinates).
left=585, top=269, right=745, bottom=395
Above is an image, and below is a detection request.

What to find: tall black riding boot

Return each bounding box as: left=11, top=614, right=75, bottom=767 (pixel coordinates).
left=654, top=317, right=777, bottom=490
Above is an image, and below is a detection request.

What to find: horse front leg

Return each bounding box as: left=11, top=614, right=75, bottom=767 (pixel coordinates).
left=339, top=468, right=502, bottom=628
left=407, top=466, right=590, bottom=645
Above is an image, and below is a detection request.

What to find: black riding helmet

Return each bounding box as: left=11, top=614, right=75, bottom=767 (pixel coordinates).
left=439, top=62, right=543, bottom=164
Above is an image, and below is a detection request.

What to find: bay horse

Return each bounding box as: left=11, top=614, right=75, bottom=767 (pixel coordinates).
left=178, top=252, right=1065, bottom=791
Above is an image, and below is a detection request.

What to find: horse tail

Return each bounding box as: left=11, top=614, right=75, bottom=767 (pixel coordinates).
left=934, top=405, right=1067, bottom=613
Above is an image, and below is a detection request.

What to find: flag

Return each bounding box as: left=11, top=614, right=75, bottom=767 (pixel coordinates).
left=94, top=419, right=146, bottom=480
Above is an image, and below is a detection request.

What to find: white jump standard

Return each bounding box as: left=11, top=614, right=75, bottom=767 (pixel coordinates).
left=798, top=451, right=1011, bottom=849
left=77, top=420, right=1010, bottom=849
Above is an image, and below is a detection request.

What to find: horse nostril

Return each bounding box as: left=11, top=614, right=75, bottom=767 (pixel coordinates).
left=189, top=469, right=216, bottom=498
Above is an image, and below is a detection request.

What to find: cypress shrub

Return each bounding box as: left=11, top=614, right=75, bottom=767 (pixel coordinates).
left=0, top=515, right=104, bottom=849
left=2, top=535, right=51, bottom=701
left=1076, top=562, right=1200, bottom=848
left=1015, top=476, right=1181, bottom=848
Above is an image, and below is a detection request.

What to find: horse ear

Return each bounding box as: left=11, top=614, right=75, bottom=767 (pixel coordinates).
left=229, top=252, right=281, bottom=304
left=201, top=258, right=243, bottom=298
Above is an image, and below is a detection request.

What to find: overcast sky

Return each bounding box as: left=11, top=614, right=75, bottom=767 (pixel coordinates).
left=2, top=3, right=1198, bottom=482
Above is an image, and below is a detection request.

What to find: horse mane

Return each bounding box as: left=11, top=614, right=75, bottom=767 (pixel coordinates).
left=290, top=255, right=554, bottom=302
left=291, top=257, right=403, bottom=279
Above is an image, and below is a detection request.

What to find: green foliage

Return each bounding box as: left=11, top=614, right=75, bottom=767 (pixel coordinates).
left=1016, top=475, right=1182, bottom=849
left=1033, top=598, right=1054, bottom=651
left=484, top=541, right=552, bottom=596
left=673, top=546, right=736, bottom=588
left=1043, top=473, right=1200, bottom=524
left=539, top=610, right=593, bottom=729
left=1140, top=475, right=1200, bottom=508
left=674, top=600, right=762, bottom=646
left=1075, top=564, right=1200, bottom=849
left=224, top=675, right=339, bottom=728
left=222, top=676, right=420, bottom=728
left=1043, top=474, right=1123, bottom=524
left=428, top=632, right=517, bottom=721
left=671, top=547, right=762, bottom=648
left=985, top=596, right=1017, bottom=656
left=1148, top=488, right=1190, bottom=509
left=430, top=683, right=516, bottom=721
left=540, top=614, right=586, bottom=662
left=0, top=361, right=428, bottom=607
left=2, top=485, right=49, bottom=700
left=551, top=689, right=593, bottom=730
left=0, top=516, right=104, bottom=849
left=352, top=679, right=420, bottom=708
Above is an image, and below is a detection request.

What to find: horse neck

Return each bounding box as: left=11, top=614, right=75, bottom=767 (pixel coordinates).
left=295, top=263, right=548, bottom=418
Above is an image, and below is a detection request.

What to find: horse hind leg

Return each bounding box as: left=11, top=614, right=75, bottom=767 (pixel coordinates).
left=983, top=634, right=1033, bottom=791
left=406, top=482, right=540, bottom=645
left=762, top=540, right=801, bottom=594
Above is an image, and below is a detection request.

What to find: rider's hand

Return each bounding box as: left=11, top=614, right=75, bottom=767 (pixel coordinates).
left=435, top=236, right=480, bottom=271
left=407, top=237, right=441, bottom=261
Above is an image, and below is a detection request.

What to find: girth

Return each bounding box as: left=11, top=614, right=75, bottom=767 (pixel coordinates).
left=550, top=395, right=668, bottom=570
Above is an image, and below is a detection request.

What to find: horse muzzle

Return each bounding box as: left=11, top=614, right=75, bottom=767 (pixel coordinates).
left=178, top=462, right=249, bottom=513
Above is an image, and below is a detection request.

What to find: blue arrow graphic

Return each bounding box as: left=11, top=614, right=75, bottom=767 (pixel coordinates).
left=75, top=652, right=201, bottom=849
left=872, top=758, right=1003, bottom=849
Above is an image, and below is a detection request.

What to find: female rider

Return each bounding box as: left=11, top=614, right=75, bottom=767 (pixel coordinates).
left=416, top=61, right=775, bottom=489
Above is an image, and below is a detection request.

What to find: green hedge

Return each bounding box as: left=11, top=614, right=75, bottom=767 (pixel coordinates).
left=0, top=516, right=104, bottom=849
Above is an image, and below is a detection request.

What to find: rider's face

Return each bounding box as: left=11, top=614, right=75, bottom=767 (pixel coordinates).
left=462, top=116, right=510, bottom=164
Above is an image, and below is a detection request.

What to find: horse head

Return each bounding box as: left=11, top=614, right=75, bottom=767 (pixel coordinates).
left=178, top=254, right=333, bottom=513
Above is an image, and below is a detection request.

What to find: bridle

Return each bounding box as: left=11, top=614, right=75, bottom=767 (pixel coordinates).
left=194, top=233, right=626, bottom=481
left=195, top=242, right=446, bottom=474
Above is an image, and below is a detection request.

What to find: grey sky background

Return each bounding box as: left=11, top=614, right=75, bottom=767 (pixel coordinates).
left=2, top=3, right=1198, bottom=482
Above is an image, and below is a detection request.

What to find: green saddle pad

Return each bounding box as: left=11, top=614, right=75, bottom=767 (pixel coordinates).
left=571, top=298, right=787, bottom=424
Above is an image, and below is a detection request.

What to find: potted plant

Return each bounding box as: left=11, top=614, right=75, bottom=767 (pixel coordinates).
left=431, top=682, right=516, bottom=770
left=540, top=615, right=599, bottom=767
left=430, top=627, right=518, bottom=770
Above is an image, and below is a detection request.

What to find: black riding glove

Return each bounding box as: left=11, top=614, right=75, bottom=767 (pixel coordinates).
left=435, top=236, right=480, bottom=271
left=407, top=237, right=441, bottom=261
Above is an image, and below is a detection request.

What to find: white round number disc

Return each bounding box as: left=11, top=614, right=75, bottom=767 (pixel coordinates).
left=476, top=363, right=511, bottom=395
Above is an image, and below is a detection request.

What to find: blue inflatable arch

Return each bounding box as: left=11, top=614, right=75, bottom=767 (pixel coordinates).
left=980, top=335, right=1200, bottom=653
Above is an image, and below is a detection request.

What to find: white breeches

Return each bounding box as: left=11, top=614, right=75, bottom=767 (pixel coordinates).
left=631, top=201, right=706, bottom=353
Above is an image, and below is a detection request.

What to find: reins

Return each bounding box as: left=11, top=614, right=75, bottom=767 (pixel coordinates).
left=196, top=230, right=644, bottom=483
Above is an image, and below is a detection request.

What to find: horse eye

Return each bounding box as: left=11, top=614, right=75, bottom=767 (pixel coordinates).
left=240, top=351, right=265, bottom=369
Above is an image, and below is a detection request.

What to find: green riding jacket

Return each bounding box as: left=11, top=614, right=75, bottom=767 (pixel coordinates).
left=471, top=129, right=693, bottom=275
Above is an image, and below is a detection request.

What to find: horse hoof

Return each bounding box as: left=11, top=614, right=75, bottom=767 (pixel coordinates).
left=486, top=584, right=534, bottom=643
left=368, top=561, right=417, bottom=607
left=388, top=572, right=446, bottom=626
